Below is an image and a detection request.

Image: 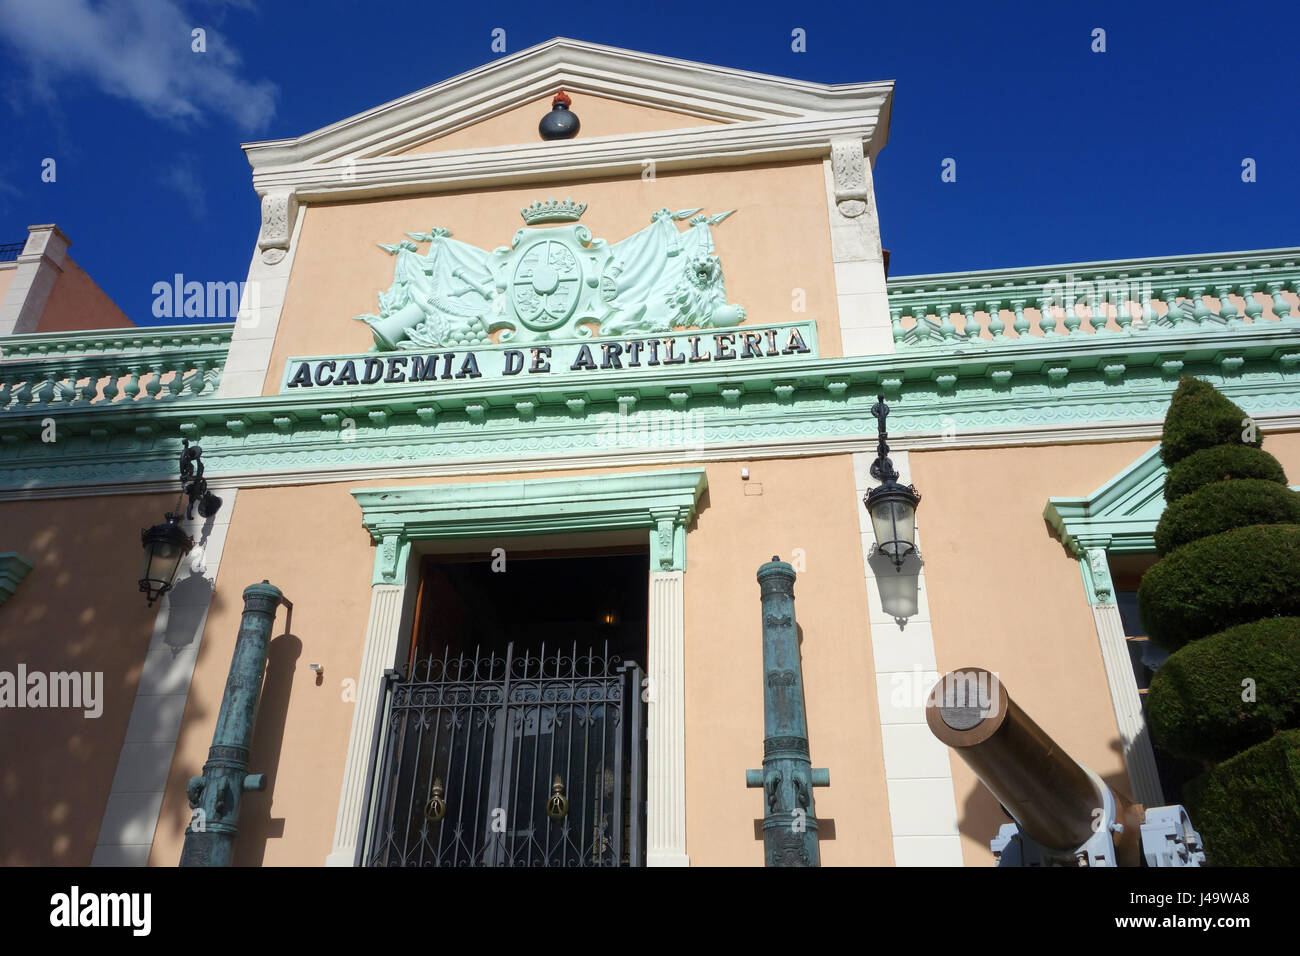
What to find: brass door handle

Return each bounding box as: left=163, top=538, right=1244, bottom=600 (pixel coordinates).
left=545, top=775, right=569, bottom=820
left=424, top=778, right=447, bottom=822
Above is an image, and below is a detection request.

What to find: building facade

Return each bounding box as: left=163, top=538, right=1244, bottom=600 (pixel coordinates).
left=1, top=39, right=1297, bottom=867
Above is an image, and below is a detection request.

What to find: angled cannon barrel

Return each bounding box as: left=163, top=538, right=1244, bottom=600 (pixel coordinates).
left=926, top=667, right=1143, bottom=866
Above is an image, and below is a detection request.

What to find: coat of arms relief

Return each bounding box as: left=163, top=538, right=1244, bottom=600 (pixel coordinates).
left=355, top=199, right=747, bottom=350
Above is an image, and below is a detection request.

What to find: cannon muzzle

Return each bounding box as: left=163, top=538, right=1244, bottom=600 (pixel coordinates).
left=926, top=667, right=1143, bottom=866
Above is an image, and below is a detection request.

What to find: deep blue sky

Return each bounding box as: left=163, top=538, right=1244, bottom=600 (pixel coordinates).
left=1, top=0, right=1296, bottom=327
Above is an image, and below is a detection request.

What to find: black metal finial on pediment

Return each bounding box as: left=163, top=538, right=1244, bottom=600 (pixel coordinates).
left=539, top=91, right=580, bottom=140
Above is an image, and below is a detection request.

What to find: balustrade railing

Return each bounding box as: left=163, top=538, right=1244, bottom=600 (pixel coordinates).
left=887, top=248, right=1300, bottom=350
left=0, top=324, right=231, bottom=413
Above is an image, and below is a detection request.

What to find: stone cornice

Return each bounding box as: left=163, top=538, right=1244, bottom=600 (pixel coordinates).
left=0, top=325, right=1295, bottom=499
left=0, top=324, right=231, bottom=361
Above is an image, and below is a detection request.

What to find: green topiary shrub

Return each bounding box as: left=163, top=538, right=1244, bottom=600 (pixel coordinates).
left=1147, top=618, right=1300, bottom=762
left=1159, top=376, right=1261, bottom=468
left=1164, top=444, right=1288, bottom=503
left=1182, top=729, right=1300, bottom=866
left=1155, top=480, right=1300, bottom=556
left=1137, top=523, right=1300, bottom=650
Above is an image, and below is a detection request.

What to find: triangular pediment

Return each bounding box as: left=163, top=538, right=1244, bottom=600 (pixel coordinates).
left=243, top=38, right=893, bottom=198
left=1044, top=447, right=1167, bottom=555
left=396, top=91, right=725, bottom=156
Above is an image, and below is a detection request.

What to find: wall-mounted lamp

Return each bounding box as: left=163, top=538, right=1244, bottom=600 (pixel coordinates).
left=139, top=440, right=223, bottom=606
left=863, top=394, right=921, bottom=571
left=139, top=514, right=193, bottom=607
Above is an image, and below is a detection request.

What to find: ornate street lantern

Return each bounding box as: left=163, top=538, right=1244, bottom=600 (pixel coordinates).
left=863, top=394, right=921, bottom=570
left=138, top=439, right=222, bottom=606
left=139, top=513, right=193, bottom=606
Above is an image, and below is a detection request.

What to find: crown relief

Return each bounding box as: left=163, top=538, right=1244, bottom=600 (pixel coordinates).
left=520, top=198, right=587, bottom=224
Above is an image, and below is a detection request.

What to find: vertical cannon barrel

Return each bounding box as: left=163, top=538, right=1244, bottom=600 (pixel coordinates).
left=179, top=581, right=285, bottom=866
left=926, top=667, right=1143, bottom=867
left=744, top=556, right=830, bottom=866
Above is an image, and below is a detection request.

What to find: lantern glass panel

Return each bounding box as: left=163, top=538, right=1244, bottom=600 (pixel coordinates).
left=870, top=497, right=916, bottom=562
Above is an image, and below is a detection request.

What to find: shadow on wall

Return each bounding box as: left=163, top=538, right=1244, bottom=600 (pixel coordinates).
left=867, top=550, right=922, bottom=627
left=236, top=631, right=301, bottom=866
left=155, top=605, right=300, bottom=866
left=0, top=495, right=221, bottom=865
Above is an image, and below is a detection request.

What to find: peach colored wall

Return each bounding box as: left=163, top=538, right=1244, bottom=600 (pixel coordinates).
left=685, top=454, right=893, bottom=866
left=1263, top=430, right=1300, bottom=479
left=400, top=92, right=720, bottom=155
left=911, top=440, right=1153, bottom=866
left=0, top=264, right=15, bottom=306
left=37, top=256, right=134, bottom=332
left=260, top=158, right=841, bottom=396
left=910, top=430, right=1300, bottom=866
left=0, top=491, right=177, bottom=865
left=148, top=453, right=892, bottom=865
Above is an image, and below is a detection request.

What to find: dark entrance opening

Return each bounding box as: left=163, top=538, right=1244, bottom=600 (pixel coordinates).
left=361, top=548, right=649, bottom=867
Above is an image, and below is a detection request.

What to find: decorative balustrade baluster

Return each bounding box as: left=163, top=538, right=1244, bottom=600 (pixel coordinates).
left=987, top=298, right=1006, bottom=339
left=32, top=373, right=57, bottom=407
left=1090, top=290, right=1110, bottom=334
left=167, top=363, right=188, bottom=400
left=1116, top=297, right=1134, bottom=333
left=1038, top=296, right=1057, bottom=337
left=78, top=368, right=99, bottom=405
left=1140, top=297, right=1158, bottom=330
left=1190, top=285, right=1213, bottom=326
left=144, top=364, right=164, bottom=401
left=183, top=361, right=210, bottom=397
left=960, top=302, right=982, bottom=343
left=55, top=374, right=77, bottom=405
left=1215, top=283, right=1239, bottom=327
left=1267, top=281, right=1294, bottom=322
left=1242, top=286, right=1264, bottom=323
left=0, top=376, right=11, bottom=412
left=1011, top=298, right=1029, bottom=338
left=102, top=367, right=122, bottom=403
left=12, top=377, right=34, bottom=409
left=123, top=367, right=143, bottom=403
left=1064, top=296, right=1082, bottom=336
left=939, top=303, right=957, bottom=341
left=1161, top=288, right=1183, bottom=328
left=890, top=307, right=905, bottom=346
left=921, top=308, right=938, bottom=343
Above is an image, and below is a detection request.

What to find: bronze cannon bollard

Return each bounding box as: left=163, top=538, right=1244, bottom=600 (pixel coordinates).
left=927, top=667, right=1203, bottom=867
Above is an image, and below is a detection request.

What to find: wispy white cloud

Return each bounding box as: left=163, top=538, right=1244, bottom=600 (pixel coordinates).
left=0, top=0, right=276, bottom=132
left=162, top=154, right=206, bottom=216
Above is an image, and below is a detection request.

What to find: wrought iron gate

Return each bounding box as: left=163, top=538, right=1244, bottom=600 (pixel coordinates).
left=359, top=641, right=645, bottom=866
